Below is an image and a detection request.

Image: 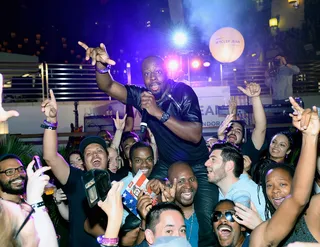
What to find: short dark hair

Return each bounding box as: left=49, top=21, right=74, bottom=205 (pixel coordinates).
left=228, top=120, right=247, bottom=143
left=129, top=142, right=154, bottom=162
left=211, top=142, right=244, bottom=177
left=0, top=154, right=23, bottom=165
left=145, top=203, right=184, bottom=232
left=121, top=131, right=140, bottom=145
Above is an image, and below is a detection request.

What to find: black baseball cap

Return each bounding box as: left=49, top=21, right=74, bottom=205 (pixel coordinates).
left=79, top=136, right=108, bottom=155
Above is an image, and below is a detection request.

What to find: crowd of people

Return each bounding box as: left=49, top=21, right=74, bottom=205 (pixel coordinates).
left=0, top=42, right=319, bottom=247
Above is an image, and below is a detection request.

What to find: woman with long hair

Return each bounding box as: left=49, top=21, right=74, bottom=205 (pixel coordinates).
left=249, top=98, right=319, bottom=247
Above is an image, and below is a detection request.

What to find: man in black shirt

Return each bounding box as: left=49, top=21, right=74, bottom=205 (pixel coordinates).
left=79, top=41, right=218, bottom=247
left=217, top=82, right=267, bottom=166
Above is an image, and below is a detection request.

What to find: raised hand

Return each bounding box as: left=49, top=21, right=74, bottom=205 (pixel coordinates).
left=160, top=178, right=177, bottom=203
left=113, top=111, right=127, bottom=130
left=78, top=41, right=116, bottom=66
left=233, top=201, right=263, bottom=230
left=137, top=192, right=153, bottom=220
left=98, top=181, right=124, bottom=221
left=289, top=97, right=319, bottom=134
left=0, top=73, right=19, bottom=122
left=147, top=179, right=163, bottom=195
left=237, top=81, right=261, bottom=98
left=217, top=114, right=235, bottom=140
left=228, top=97, right=237, bottom=116
left=26, top=160, right=51, bottom=204
left=41, top=89, right=57, bottom=122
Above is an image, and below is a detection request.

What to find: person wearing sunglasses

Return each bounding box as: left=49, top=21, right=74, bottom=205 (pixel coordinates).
left=212, top=199, right=249, bottom=247
left=0, top=158, right=58, bottom=247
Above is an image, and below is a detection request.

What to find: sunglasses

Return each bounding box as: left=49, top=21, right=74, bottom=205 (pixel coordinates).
left=212, top=210, right=235, bottom=223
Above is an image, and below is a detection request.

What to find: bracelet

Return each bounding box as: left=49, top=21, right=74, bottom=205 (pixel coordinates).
left=43, top=120, right=58, bottom=128
left=97, top=235, right=119, bottom=246
left=53, top=197, right=62, bottom=205
left=31, top=201, right=45, bottom=209
left=96, top=64, right=111, bottom=74
left=40, top=124, right=57, bottom=130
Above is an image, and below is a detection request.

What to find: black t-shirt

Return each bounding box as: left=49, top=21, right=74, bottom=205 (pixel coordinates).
left=125, top=81, right=208, bottom=165
left=62, top=167, right=100, bottom=247
left=241, top=136, right=267, bottom=165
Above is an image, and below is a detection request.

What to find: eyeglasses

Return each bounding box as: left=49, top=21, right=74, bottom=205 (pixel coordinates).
left=0, top=166, right=26, bottom=177
left=14, top=203, right=35, bottom=239
left=212, top=210, right=235, bottom=223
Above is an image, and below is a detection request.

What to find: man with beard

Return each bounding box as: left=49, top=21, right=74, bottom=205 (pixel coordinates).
left=217, top=82, right=267, bottom=165
left=205, top=142, right=265, bottom=222
left=78, top=42, right=218, bottom=246
left=0, top=154, right=26, bottom=203
left=213, top=200, right=249, bottom=247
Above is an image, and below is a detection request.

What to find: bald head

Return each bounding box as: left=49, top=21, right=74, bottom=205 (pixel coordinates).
left=168, top=161, right=198, bottom=207
left=142, top=56, right=165, bottom=70
left=168, top=161, right=194, bottom=181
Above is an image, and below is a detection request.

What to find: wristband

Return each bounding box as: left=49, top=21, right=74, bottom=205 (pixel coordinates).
left=96, top=64, right=111, bottom=74
left=97, top=235, right=119, bottom=246
left=31, top=201, right=45, bottom=209
left=53, top=197, right=62, bottom=205
left=40, top=124, right=57, bottom=130
left=43, top=120, right=58, bottom=128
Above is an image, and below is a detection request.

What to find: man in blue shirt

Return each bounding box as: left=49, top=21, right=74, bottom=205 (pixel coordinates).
left=205, top=143, right=266, bottom=221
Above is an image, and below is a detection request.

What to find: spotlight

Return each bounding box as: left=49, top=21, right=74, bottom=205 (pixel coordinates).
left=167, top=59, right=179, bottom=71
left=172, top=31, right=188, bottom=47
left=191, top=60, right=201, bottom=69
left=203, top=62, right=211, bottom=67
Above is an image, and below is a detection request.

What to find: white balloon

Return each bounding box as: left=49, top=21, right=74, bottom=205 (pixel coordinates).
left=209, top=27, right=245, bottom=63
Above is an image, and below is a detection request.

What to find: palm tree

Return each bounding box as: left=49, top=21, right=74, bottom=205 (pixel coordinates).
left=0, top=135, right=34, bottom=165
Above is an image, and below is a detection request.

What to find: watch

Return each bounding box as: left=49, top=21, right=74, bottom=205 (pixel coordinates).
left=160, top=112, right=170, bottom=123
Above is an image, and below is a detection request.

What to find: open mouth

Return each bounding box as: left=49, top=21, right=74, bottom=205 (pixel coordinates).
left=273, top=197, right=285, bottom=207
left=150, top=83, right=160, bottom=92
left=11, top=179, right=24, bottom=186
left=140, top=169, right=150, bottom=175
left=218, top=225, right=232, bottom=238
left=228, top=134, right=237, bottom=143
left=271, top=149, right=280, bottom=153
left=181, top=191, right=193, bottom=201
left=92, top=159, right=101, bottom=167
left=207, top=167, right=213, bottom=174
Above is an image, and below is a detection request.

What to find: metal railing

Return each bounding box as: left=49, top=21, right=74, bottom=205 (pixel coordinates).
left=1, top=61, right=320, bottom=102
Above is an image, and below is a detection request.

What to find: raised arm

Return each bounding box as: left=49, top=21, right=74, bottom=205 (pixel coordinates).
left=26, top=161, right=58, bottom=247
left=124, top=104, right=134, bottom=132
left=0, top=73, right=19, bottom=122
left=78, top=42, right=127, bottom=103
left=281, top=57, right=300, bottom=75
left=110, top=111, right=127, bottom=151
left=251, top=98, right=319, bottom=247
left=238, top=82, right=267, bottom=150
left=42, top=89, right=70, bottom=185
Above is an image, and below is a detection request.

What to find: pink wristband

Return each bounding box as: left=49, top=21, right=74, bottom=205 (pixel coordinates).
left=96, top=235, right=118, bottom=246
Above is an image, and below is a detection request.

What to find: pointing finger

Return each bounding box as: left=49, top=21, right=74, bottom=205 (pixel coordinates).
left=78, top=41, right=88, bottom=50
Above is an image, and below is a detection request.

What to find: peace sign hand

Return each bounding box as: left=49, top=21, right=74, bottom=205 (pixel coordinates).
left=0, top=73, right=19, bottom=122
left=78, top=41, right=116, bottom=66
left=41, top=89, right=57, bottom=123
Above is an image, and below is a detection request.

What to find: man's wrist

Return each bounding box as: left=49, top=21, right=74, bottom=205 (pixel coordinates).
left=46, top=118, right=57, bottom=124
